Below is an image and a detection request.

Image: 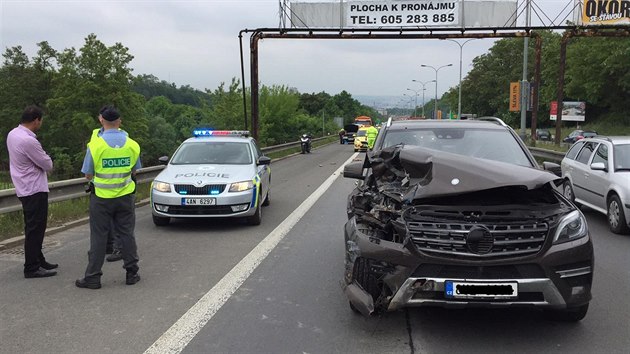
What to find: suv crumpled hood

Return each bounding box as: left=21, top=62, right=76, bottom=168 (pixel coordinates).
left=369, top=145, right=560, bottom=201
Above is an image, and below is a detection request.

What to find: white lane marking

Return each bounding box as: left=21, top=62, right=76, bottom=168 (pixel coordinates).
left=144, top=153, right=359, bottom=354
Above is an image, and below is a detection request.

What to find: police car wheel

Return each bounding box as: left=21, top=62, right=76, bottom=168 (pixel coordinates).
left=152, top=215, right=170, bottom=226
left=246, top=204, right=262, bottom=225
left=262, top=190, right=270, bottom=206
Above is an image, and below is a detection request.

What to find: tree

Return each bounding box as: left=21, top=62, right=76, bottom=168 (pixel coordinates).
left=43, top=34, right=149, bottom=170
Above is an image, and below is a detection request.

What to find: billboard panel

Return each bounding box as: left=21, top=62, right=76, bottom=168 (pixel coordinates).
left=345, top=1, right=459, bottom=27
left=290, top=1, right=518, bottom=28
left=581, top=0, right=630, bottom=26
left=550, top=101, right=586, bottom=122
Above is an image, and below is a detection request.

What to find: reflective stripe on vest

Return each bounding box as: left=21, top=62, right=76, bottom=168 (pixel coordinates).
left=88, top=135, right=140, bottom=198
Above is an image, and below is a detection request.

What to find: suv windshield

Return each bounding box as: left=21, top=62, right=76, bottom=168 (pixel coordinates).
left=381, top=127, right=532, bottom=167
left=171, top=142, right=252, bottom=165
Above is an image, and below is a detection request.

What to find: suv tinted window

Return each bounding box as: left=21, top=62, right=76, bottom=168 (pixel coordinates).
left=591, top=143, right=608, bottom=169
left=566, top=141, right=585, bottom=160
left=575, top=142, right=596, bottom=164
left=380, top=127, right=532, bottom=167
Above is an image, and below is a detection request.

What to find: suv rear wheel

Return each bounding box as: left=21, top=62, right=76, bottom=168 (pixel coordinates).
left=608, top=194, right=629, bottom=234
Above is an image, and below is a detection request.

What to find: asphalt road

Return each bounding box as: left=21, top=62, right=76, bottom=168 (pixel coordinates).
left=1, top=143, right=629, bottom=354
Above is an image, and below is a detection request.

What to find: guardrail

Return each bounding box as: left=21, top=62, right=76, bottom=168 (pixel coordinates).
left=529, top=147, right=565, bottom=163
left=0, top=136, right=330, bottom=215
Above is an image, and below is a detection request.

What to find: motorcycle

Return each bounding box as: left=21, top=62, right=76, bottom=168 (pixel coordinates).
left=300, top=134, right=312, bottom=154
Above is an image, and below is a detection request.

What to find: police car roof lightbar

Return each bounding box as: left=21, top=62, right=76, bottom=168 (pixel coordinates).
left=192, top=129, right=250, bottom=137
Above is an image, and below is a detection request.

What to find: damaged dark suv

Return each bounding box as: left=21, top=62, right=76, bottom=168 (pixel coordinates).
left=342, top=118, right=593, bottom=321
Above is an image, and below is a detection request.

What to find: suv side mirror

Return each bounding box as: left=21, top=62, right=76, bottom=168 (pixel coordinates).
left=158, top=156, right=169, bottom=165
left=542, top=161, right=562, bottom=177
left=257, top=156, right=271, bottom=165
left=343, top=161, right=365, bottom=179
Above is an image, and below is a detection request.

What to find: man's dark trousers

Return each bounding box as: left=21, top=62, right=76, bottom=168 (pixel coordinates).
left=18, top=192, right=49, bottom=273
left=84, top=193, right=139, bottom=283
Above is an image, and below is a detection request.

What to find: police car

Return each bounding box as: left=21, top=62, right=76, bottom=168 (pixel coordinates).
left=151, top=130, right=271, bottom=226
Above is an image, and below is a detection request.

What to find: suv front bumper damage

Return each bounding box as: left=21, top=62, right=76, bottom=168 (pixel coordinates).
left=344, top=217, right=593, bottom=315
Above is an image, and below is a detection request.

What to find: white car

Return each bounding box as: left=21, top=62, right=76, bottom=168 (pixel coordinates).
left=151, top=130, right=271, bottom=226
left=561, top=136, right=630, bottom=234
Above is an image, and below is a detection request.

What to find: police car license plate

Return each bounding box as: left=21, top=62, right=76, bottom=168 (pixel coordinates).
left=445, top=281, right=518, bottom=299
left=182, top=198, right=216, bottom=206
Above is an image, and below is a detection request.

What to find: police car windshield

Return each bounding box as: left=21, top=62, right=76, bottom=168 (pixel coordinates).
left=357, top=130, right=367, bottom=137
left=382, top=128, right=532, bottom=167
left=170, top=142, right=252, bottom=165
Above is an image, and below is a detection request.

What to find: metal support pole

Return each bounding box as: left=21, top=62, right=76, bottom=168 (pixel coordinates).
left=555, top=32, right=571, bottom=145
left=250, top=32, right=261, bottom=140
left=531, top=33, right=542, bottom=140
left=520, top=0, right=531, bottom=138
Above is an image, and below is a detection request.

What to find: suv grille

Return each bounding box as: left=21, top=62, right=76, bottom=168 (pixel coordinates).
left=175, top=184, right=226, bottom=195
left=407, top=221, right=548, bottom=259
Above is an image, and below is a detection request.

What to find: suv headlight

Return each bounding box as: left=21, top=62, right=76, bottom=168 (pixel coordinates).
left=553, top=210, right=588, bottom=244
left=229, top=180, right=254, bottom=192
left=153, top=181, right=171, bottom=193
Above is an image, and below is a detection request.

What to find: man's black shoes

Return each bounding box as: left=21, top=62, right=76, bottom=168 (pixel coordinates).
left=24, top=268, right=57, bottom=278
left=40, top=261, right=59, bottom=270
left=126, top=272, right=141, bottom=285
left=106, top=249, right=123, bottom=262
left=75, top=278, right=102, bottom=289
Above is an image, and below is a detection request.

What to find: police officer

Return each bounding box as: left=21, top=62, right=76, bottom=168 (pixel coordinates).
left=76, top=105, right=141, bottom=289
left=366, top=125, right=378, bottom=150
left=87, top=112, right=131, bottom=263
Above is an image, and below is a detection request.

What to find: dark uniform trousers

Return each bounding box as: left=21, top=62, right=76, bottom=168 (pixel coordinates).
left=18, top=192, right=49, bottom=273
left=84, top=193, right=139, bottom=282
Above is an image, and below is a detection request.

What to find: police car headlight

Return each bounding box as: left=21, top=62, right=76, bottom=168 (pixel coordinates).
left=553, top=210, right=588, bottom=244
left=153, top=181, right=172, bottom=193
left=229, top=181, right=254, bottom=192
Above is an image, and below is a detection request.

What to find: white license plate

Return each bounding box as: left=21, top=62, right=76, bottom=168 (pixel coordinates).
left=445, top=281, right=518, bottom=299
left=182, top=198, right=216, bottom=206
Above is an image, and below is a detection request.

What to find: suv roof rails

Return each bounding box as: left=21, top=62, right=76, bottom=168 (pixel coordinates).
left=474, top=117, right=507, bottom=127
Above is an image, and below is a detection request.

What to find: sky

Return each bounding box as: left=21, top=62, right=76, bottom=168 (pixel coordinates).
left=1, top=0, right=575, bottom=108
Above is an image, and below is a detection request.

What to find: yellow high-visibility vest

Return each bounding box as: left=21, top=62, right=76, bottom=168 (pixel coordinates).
left=88, top=136, right=140, bottom=198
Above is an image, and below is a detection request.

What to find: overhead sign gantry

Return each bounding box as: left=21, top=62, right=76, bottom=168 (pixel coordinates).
left=239, top=0, right=630, bottom=143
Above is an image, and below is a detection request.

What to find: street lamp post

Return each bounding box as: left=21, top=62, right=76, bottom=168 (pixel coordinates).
left=442, top=39, right=476, bottom=119
left=406, top=88, right=420, bottom=117
left=403, top=93, right=414, bottom=115
left=412, top=79, right=436, bottom=118
left=421, top=63, right=453, bottom=119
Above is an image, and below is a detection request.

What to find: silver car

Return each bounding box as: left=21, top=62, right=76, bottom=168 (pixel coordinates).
left=561, top=136, right=630, bottom=234
left=151, top=130, right=271, bottom=226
